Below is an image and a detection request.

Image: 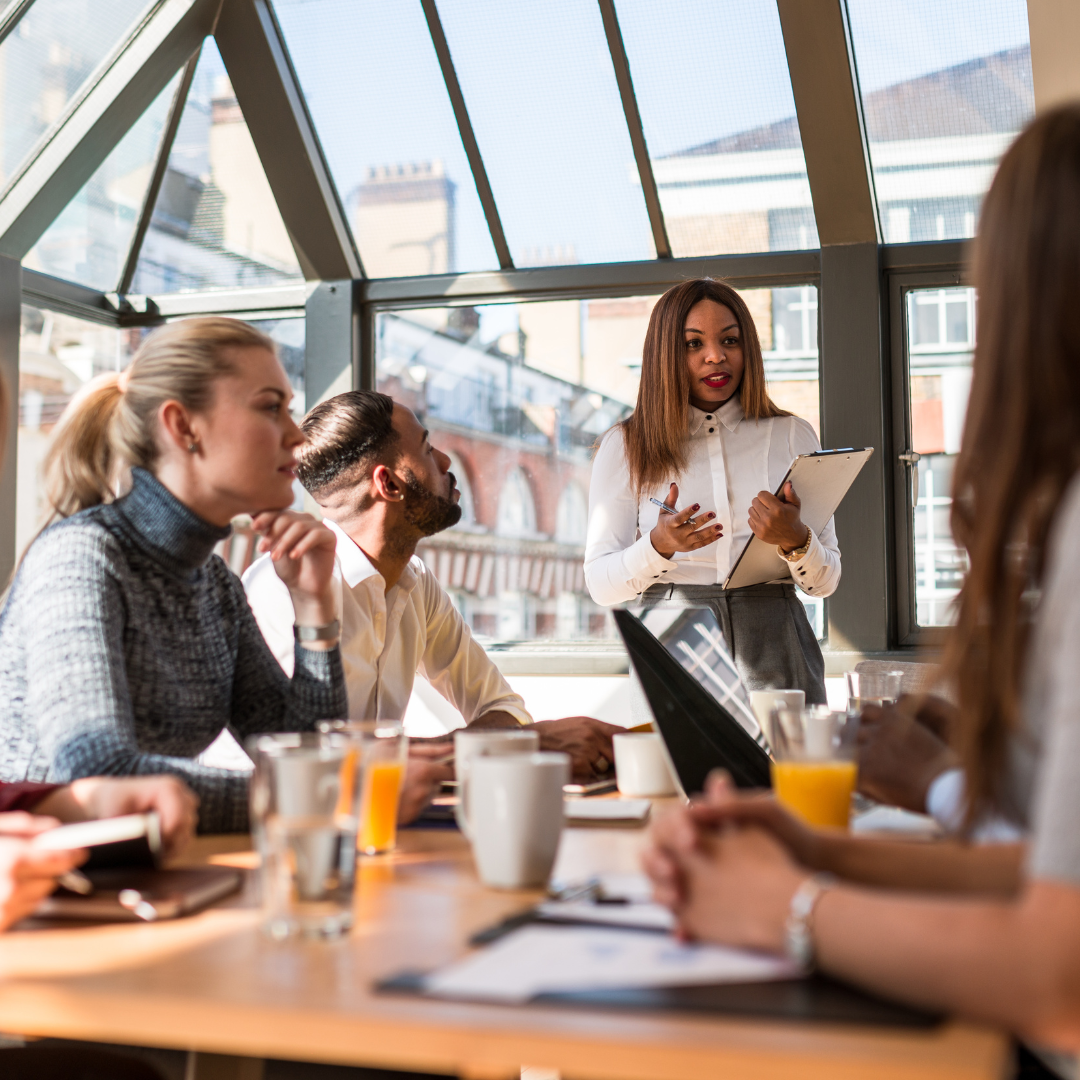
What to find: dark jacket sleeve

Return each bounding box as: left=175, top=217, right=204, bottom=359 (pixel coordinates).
left=0, top=781, right=62, bottom=812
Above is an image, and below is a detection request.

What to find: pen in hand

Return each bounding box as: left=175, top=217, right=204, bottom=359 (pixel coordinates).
left=649, top=496, right=699, bottom=527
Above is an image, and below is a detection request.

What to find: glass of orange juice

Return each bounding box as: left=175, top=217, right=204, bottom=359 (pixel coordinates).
left=767, top=705, right=858, bottom=829
left=319, top=720, right=408, bottom=854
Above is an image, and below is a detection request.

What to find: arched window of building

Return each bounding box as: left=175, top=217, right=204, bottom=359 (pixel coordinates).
left=445, top=450, right=475, bottom=526
left=555, top=481, right=588, bottom=545
left=496, top=467, right=537, bottom=538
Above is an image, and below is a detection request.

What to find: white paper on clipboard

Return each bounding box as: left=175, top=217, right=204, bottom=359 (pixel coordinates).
left=723, top=447, right=873, bottom=590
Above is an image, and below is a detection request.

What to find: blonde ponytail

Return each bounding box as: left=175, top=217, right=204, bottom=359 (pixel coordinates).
left=43, top=372, right=126, bottom=519
left=42, top=316, right=276, bottom=522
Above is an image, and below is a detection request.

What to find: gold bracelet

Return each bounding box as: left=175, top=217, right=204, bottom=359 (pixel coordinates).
left=778, top=528, right=812, bottom=563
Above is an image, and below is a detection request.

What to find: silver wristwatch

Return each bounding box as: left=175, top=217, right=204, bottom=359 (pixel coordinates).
left=293, top=620, right=340, bottom=643
left=784, top=873, right=836, bottom=969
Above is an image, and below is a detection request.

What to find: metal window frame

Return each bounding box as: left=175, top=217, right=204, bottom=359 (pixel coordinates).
left=887, top=248, right=969, bottom=647
left=0, top=0, right=222, bottom=260
left=421, top=0, right=512, bottom=271
left=1, top=0, right=984, bottom=668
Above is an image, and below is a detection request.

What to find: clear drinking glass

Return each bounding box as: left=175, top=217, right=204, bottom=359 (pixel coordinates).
left=319, top=721, right=409, bottom=855
left=845, top=670, right=904, bottom=713
left=769, top=705, right=859, bottom=829
left=248, top=732, right=361, bottom=940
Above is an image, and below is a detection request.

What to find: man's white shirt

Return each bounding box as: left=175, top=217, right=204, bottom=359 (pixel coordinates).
left=242, top=519, right=531, bottom=726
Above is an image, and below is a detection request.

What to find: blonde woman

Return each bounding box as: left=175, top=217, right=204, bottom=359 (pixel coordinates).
left=585, top=279, right=840, bottom=702
left=0, top=318, right=346, bottom=832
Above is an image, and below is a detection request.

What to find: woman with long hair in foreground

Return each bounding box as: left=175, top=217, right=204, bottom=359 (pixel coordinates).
left=644, top=105, right=1080, bottom=1059
left=0, top=317, right=346, bottom=833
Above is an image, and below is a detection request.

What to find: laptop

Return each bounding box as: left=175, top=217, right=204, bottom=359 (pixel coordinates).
left=613, top=607, right=772, bottom=795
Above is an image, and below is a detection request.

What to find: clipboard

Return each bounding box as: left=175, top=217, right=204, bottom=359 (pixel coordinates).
left=723, top=448, right=873, bottom=590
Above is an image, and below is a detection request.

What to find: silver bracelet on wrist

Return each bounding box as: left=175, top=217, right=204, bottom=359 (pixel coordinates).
left=293, top=619, right=340, bottom=643
left=784, top=872, right=836, bottom=969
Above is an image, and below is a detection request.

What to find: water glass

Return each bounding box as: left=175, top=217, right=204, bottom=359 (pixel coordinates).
left=248, top=732, right=360, bottom=940
left=320, top=720, right=409, bottom=855
left=845, top=670, right=904, bottom=714
left=768, top=705, right=858, bottom=829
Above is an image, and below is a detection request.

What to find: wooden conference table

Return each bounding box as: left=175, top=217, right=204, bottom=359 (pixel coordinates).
left=0, top=806, right=1008, bottom=1080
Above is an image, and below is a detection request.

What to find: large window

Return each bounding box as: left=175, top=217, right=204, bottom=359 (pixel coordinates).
left=904, top=286, right=975, bottom=627
left=375, top=286, right=820, bottom=644
left=846, top=0, right=1032, bottom=244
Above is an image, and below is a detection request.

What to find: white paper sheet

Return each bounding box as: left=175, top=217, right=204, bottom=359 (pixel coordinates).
left=423, top=924, right=802, bottom=1003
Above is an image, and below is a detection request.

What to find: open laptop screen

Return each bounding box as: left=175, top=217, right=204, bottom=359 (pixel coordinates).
left=635, top=606, right=766, bottom=749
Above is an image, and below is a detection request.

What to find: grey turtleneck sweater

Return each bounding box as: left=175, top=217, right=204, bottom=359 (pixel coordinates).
left=0, top=468, right=347, bottom=832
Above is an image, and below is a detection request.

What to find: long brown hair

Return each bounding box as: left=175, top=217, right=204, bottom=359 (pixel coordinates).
left=619, top=279, right=788, bottom=494
left=42, top=317, right=274, bottom=523
left=943, top=105, right=1080, bottom=822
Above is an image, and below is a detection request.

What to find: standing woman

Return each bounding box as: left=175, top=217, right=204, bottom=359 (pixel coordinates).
left=0, top=318, right=347, bottom=832
left=585, top=279, right=839, bottom=703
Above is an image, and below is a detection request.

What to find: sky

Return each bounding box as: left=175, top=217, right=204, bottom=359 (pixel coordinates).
left=28, top=0, right=1034, bottom=288
left=270, top=0, right=1031, bottom=276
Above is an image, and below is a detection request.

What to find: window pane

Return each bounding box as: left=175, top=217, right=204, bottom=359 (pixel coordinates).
left=130, top=40, right=303, bottom=295
left=0, top=0, right=153, bottom=187
left=272, top=0, right=497, bottom=278
left=907, top=286, right=975, bottom=627
left=16, top=306, right=140, bottom=555
left=375, top=286, right=821, bottom=643
left=24, top=72, right=179, bottom=291
left=846, top=0, right=1032, bottom=243
left=436, top=0, right=654, bottom=266
left=616, top=0, right=817, bottom=256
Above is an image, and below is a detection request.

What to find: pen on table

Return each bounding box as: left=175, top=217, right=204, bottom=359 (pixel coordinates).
left=649, top=496, right=698, bottom=526
left=58, top=869, right=94, bottom=895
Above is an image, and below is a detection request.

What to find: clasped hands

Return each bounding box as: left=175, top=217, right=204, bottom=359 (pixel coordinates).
left=642, top=771, right=818, bottom=955
left=649, top=481, right=809, bottom=559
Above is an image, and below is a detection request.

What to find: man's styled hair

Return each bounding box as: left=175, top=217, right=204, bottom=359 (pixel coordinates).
left=296, top=390, right=399, bottom=498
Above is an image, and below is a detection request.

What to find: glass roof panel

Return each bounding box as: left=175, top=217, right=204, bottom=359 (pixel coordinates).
left=130, top=39, right=303, bottom=295
left=24, top=71, right=180, bottom=291
left=0, top=0, right=154, bottom=189
left=846, top=0, right=1033, bottom=244
left=272, top=0, right=498, bottom=278
left=616, top=0, right=817, bottom=255
left=436, top=0, right=654, bottom=267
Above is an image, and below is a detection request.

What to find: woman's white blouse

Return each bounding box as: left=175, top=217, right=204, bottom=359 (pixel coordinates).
left=584, top=397, right=842, bottom=606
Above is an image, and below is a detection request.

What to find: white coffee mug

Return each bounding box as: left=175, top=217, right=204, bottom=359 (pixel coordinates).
left=454, top=728, right=540, bottom=837
left=468, top=752, right=569, bottom=889
left=749, top=689, right=805, bottom=737
left=612, top=732, right=677, bottom=797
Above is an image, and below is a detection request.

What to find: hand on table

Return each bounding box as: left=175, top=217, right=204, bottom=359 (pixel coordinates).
left=649, top=483, right=722, bottom=559
left=748, top=481, right=809, bottom=553
left=33, top=776, right=199, bottom=859
left=857, top=696, right=960, bottom=812
left=253, top=509, right=338, bottom=643
left=398, top=758, right=454, bottom=825
left=0, top=816, right=86, bottom=931
left=642, top=771, right=805, bottom=953
left=531, top=717, right=623, bottom=780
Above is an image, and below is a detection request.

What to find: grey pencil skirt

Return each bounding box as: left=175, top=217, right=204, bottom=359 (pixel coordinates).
left=634, top=582, right=827, bottom=705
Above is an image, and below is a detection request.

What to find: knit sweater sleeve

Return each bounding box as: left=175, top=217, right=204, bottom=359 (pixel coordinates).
left=227, top=566, right=347, bottom=739
left=19, top=525, right=255, bottom=832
